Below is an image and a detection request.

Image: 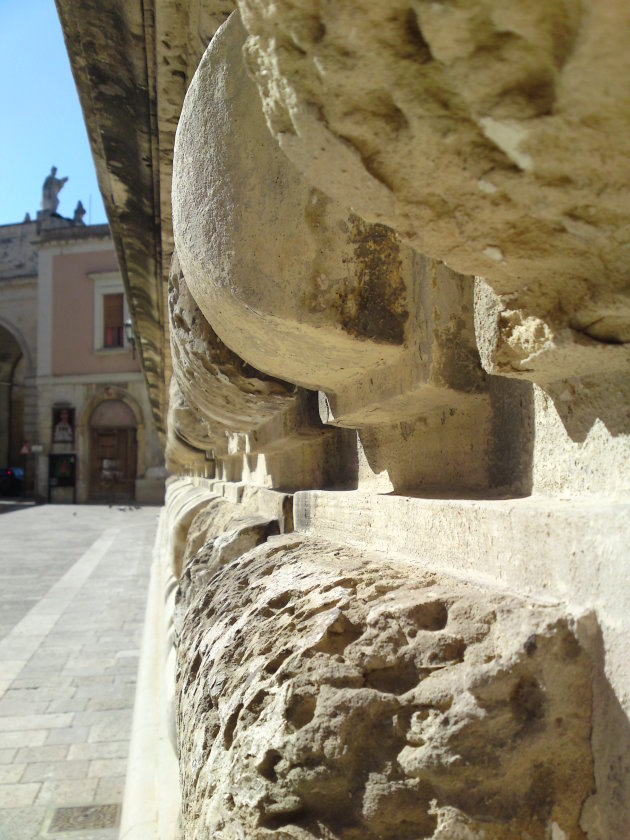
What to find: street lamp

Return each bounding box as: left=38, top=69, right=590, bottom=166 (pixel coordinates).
left=124, top=319, right=136, bottom=359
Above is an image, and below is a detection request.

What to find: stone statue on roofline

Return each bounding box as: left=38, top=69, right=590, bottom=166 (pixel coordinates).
left=73, top=200, right=86, bottom=225
left=41, top=166, right=68, bottom=214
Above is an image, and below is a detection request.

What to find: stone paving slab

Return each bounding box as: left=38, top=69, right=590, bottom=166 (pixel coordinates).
left=0, top=505, right=158, bottom=839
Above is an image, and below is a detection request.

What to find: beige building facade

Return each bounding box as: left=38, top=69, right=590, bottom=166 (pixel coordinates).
left=0, top=195, right=164, bottom=504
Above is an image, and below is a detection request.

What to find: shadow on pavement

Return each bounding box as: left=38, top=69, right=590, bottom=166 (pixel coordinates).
left=0, top=499, right=39, bottom=515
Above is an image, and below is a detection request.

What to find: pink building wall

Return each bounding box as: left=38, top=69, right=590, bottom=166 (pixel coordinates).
left=51, top=250, right=141, bottom=376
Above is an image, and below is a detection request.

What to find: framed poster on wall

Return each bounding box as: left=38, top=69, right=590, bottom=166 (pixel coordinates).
left=52, top=406, right=75, bottom=444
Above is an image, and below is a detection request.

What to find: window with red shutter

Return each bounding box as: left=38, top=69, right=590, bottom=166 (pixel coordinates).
left=103, top=293, right=124, bottom=348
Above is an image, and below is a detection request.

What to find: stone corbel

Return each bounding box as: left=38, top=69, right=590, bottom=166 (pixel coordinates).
left=172, top=12, right=489, bottom=441
left=236, top=0, right=630, bottom=385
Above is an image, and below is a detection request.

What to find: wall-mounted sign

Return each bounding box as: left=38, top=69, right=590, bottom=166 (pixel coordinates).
left=52, top=406, right=75, bottom=444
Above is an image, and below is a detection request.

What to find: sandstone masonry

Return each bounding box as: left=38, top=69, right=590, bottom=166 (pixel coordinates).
left=55, top=2, right=630, bottom=838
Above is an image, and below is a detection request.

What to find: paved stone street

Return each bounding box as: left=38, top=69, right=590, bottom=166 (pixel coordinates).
left=0, top=504, right=159, bottom=839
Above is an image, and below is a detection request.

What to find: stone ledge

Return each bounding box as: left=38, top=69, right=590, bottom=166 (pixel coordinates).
left=293, top=487, right=630, bottom=817
left=293, top=491, right=629, bottom=606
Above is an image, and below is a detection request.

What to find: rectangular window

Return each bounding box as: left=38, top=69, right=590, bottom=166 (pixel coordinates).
left=91, top=272, right=129, bottom=353
left=103, top=293, right=124, bottom=348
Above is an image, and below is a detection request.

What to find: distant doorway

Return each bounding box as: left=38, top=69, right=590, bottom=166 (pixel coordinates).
left=0, top=325, right=24, bottom=469
left=89, top=399, right=137, bottom=502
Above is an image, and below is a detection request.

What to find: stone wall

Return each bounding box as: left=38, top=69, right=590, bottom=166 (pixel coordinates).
left=176, top=496, right=595, bottom=839
left=161, top=475, right=630, bottom=840
left=56, top=1, right=630, bottom=838
left=0, top=221, right=38, bottom=280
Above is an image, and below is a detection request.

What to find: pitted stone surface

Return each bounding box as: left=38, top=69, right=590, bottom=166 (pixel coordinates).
left=175, top=495, right=280, bottom=638
left=238, top=0, right=630, bottom=380
left=176, top=535, right=593, bottom=839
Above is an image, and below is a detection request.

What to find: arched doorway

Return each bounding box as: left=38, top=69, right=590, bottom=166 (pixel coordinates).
left=89, top=399, right=138, bottom=502
left=0, top=324, right=25, bottom=469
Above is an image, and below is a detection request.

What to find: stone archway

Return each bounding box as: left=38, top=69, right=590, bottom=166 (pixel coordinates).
left=77, top=387, right=146, bottom=503
left=88, top=399, right=137, bottom=502
left=0, top=323, right=26, bottom=469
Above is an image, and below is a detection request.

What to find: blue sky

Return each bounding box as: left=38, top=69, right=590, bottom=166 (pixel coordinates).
left=0, top=0, right=107, bottom=225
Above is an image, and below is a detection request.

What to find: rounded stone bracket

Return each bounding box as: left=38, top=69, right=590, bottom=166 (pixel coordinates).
left=237, top=0, right=630, bottom=383
left=172, top=12, right=492, bottom=439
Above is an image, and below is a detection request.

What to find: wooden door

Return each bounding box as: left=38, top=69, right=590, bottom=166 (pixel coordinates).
left=89, top=427, right=137, bottom=502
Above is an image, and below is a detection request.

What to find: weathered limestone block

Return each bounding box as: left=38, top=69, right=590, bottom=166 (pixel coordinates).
left=175, top=495, right=280, bottom=637
left=166, top=376, right=217, bottom=465
left=474, top=277, right=630, bottom=382
left=319, top=257, right=488, bottom=429
left=169, top=251, right=297, bottom=438
left=176, top=534, right=594, bottom=839
left=352, top=404, right=493, bottom=494
left=169, top=252, right=354, bottom=488
left=178, top=492, right=282, bottom=581
left=163, top=478, right=216, bottom=578
left=529, top=373, right=630, bottom=496
left=179, top=495, right=243, bottom=568
left=154, top=0, right=235, bottom=281
left=237, top=0, right=630, bottom=382
left=172, top=12, right=487, bottom=429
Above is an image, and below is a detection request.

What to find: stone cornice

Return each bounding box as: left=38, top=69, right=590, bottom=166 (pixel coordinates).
left=55, top=0, right=167, bottom=437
